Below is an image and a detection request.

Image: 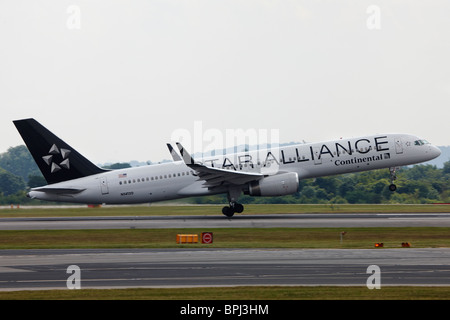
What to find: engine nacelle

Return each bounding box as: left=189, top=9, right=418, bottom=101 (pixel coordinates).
left=247, top=172, right=299, bottom=197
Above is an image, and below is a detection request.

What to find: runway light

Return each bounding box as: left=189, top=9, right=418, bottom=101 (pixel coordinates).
left=402, top=242, right=411, bottom=248
left=375, top=243, right=384, bottom=248
left=176, top=234, right=198, bottom=244
left=340, top=231, right=347, bottom=244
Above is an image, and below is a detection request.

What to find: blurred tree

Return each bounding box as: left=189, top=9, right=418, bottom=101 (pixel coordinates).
left=0, top=145, right=40, bottom=182
left=103, top=163, right=132, bottom=169
left=28, top=175, right=47, bottom=188
left=0, top=168, right=26, bottom=196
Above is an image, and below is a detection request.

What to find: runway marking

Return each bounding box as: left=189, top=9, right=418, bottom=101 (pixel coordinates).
left=0, top=267, right=32, bottom=273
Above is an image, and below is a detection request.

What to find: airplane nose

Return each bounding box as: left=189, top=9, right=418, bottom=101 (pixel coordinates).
left=430, top=145, right=441, bottom=159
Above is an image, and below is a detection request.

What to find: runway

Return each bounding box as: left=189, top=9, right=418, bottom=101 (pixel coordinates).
left=2, top=212, right=450, bottom=291
left=2, top=212, right=450, bottom=230
left=1, top=248, right=450, bottom=290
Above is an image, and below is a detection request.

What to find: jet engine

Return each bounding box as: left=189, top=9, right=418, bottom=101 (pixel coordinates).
left=246, top=172, right=299, bottom=197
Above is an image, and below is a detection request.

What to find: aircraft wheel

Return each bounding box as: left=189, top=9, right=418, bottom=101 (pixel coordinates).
left=389, top=184, right=397, bottom=192
left=234, top=203, right=244, bottom=213
left=222, top=206, right=234, bottom=217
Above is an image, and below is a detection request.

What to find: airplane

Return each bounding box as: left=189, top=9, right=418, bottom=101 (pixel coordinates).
left=14, top=118, right=441, bottom=217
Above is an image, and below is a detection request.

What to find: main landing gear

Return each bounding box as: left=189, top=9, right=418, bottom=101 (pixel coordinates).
left=222, top=202, right=244, bottom=218
left=222, top=187, right=244, bottom=218
left=389, top=167, right=398, bottom=192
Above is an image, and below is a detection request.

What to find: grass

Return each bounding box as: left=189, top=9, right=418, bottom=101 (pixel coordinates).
left=1, top=286, right=450, bottom=300
left=1, top=203, right=449, bottom=218
left=1, top=227, right=450, bottom=249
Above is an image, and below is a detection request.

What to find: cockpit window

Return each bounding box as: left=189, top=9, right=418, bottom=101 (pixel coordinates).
left=414, top=140, right=430, bottom=146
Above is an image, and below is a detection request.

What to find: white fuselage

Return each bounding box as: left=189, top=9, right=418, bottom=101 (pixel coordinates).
left=29, top=133, right=441, bottom=204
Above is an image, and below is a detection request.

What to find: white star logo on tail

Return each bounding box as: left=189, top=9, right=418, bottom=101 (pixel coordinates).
left=42, top=144, right=71, bottom=173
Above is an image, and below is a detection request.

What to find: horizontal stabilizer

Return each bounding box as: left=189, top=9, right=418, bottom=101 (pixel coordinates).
left=32, top=187, right=86, bottom=194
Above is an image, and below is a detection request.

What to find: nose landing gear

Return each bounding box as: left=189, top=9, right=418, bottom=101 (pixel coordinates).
left=389, top=167, right=398, bottom=191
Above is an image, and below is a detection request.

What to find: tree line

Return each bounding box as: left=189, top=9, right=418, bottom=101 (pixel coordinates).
left=0, top=145, right=449, bottom=205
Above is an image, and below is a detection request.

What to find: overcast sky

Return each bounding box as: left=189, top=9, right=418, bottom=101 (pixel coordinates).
left=1, top=0, right=449, bottom=164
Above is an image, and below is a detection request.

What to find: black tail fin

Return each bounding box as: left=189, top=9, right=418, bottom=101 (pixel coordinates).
left=13, top=118, right=108, bottom=184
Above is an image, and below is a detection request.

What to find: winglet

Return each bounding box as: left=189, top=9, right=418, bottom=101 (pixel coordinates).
left=176, top=142, right=196, bottom=165
left=167, top=143, right=182, bottom=161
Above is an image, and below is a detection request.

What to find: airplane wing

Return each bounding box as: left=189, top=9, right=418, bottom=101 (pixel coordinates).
left=176, top=142, right=263, bottom=188
left=167, top=143, right=182, bottom=161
